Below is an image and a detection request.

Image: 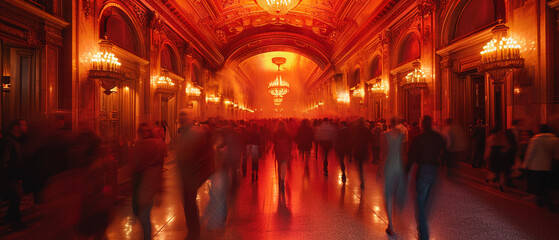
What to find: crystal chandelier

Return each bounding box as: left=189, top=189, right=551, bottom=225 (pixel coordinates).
left=255, top=0, right=301, bottom=15
left=185, top=82, right=201, bottom=97
left=156, top=68, right=175, bottom=89
left=479, top=22, right=524, bottom=84
left=268, top=57, right=290, bottom=98
left=402, top=61, right=428, bottom=92
left=89, top=36, right=123, bottom=95
left=91, top=37, right=121, bottom=72
left=352, top=88, right=364, bottom=98
left=370, top=79, right=389, bottom=97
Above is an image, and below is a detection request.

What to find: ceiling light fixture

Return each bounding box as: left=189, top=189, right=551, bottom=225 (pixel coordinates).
left=255, top=0, right=301, bottom=15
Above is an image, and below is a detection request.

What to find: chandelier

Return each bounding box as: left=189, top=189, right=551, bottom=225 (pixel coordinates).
left=91, top=37, right=121, bottom=72
left=255, top=0, right=301, bottom=15
left=185, top=82, right=201, bottom=97
left=352, top=88, right=364, bottom=98
left=268, top=57, right=290, bottom=98
left=479, top=23, right=524, bottom=84
left=89, top=36, right=123, bottom=95
left=156, top=68, right=175, bottom=89
left=402, top=61, right=428, bottom=92
left=370, top=79, right=389, bottom=97
left=337, top=92, right=350, bottom=104
left=205, top=94, right=221, bottom=103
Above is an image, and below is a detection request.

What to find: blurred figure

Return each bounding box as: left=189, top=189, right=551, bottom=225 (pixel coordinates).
left=349, top=118, right=371, bottom=189
left=246, top=124, right=263, bottom=181
left=176, top=110, right=215, bottom=240
left=273, top=121, right=292, bottom=192
left=218, top=121, right=242, bottom=187
left=0, top=119, right=29, bottom=231
left=316, top=118, right=336, bottom=176
left=406, top=115, right=447, bottom=240
left=395, top=118, right=408, bottom=145
left=471, top=119, right=486, bottom=168
left=371, top=122, right=383, bottom=164
left=408, top=122, right=420, bottom=144
left=132, top=123, right=165, bottom=240
left=378, top=118, right=406, bottom=235
left=484, top=128, right=515, bottom=192
left=443, top=119, right=468, bottom=177
left=523, top=124, right=559, bottom=211
left=312, top=119, right=320, bottom=159
left=295, top=119, right=314, bottom=166
left=335, top=121, right=350, bottom=182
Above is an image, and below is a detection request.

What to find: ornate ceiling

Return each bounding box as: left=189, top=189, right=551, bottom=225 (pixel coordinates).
left=170, top=0, right=395, bottom=64
left=157, top=0, right=401, bottom=87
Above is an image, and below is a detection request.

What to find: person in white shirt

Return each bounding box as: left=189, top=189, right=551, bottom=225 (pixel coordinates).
left=523, top=124, right=559, bottom=211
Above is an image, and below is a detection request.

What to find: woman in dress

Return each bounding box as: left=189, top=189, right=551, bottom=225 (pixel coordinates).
left=378, top=118, right=406, bottom=235
left=273, top=121, right=292, bottom=191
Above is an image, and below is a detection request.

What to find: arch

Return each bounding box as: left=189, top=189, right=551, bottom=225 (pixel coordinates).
left=454, top=0, right=497, bottom=40
left=369, top=55, right=382, bottom=79
left=160, top=43, right=181, bottom=74
left=394, top=32, right=421, bottom=66
left=224, top=32, right=331, bottom=69
left=441, top=0, right=505, bottom=46
left=98, top=4, right=146, bottom=57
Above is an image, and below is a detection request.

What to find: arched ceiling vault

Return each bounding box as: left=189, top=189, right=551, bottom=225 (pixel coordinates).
left=158, top=0, right=402, bottom=85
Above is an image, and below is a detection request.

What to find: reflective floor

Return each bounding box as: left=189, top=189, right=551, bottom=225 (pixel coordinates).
left=5, top=148, right=559, bottom=240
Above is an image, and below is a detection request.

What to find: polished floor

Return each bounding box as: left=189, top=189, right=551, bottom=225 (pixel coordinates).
left=6, top=147, right=559, bottom=240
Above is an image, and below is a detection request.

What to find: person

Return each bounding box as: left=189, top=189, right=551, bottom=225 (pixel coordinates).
left=523, top=124, right=559, bottom=211
left=273, top=121, right=292, bottom=192
left=371, top=122, right=383, bottom=164
left=316, top=118, right=336, bottom=176
left=408, top=122, right=420, bottom=145
left=471, top=119, right=486, bottom=168
left=0, top=119, right=29, bottom=231
left=132, top=123, right=165, bottom=240
left=335, top=121, right=350, bottom=182
left=377, top=118, right=406, bottom=235
left=395, top=118, right=408, bottom=144
left=176, top=110, right=214, bottom=240
left=295, top=119, right=314, bottom=167
left=349, top=118, right=371, bottom=189
left=406, top=115, right=447, bottom=240
left=443, top=119, right=468, bottom=177
left=484, top=128, right=513, bottom=192
left=246, top=123, right=263, bottom=181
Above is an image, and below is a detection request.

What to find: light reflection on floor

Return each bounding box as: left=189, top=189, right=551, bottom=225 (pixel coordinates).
left=5, top=147, right=559, bottom=240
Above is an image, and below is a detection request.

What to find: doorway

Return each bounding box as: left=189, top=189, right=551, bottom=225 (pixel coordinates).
left=1, top=46, right=35, bottom=126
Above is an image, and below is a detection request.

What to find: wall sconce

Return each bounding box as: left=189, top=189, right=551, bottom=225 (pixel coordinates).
left=89, top=37, right=123, bottom=95
left=185, top=82, right=202, bottom=97
left=402, top=61, right=428, bottom=94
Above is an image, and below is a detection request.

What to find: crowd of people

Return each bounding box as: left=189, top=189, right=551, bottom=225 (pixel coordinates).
left=0, top=113, right=558, bottom=240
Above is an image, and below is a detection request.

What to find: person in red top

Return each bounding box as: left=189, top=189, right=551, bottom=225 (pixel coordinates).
left=273, top=121, right=292, bottom=192
left=133, top=123, right=166, bottom=240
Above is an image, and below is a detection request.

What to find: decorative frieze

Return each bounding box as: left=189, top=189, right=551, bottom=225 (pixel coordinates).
left=82, top=0, right=92, bottom=18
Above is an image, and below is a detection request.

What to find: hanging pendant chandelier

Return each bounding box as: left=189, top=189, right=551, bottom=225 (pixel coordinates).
left=255, top=0, right=301, bottom=15
left=402, top=61, right=428, bottom=92
left=370, top=79, right=389, bottom=97
left=268, top=57, right=290, bottom=98
left=479, top=22, right=524, bottom=84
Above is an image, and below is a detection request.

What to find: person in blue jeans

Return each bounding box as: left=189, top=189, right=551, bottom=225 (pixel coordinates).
left=406, top=115, right=447, bottom=240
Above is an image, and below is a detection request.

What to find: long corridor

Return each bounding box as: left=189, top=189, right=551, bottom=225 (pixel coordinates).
left=100, top=149, right=559, bottom=240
